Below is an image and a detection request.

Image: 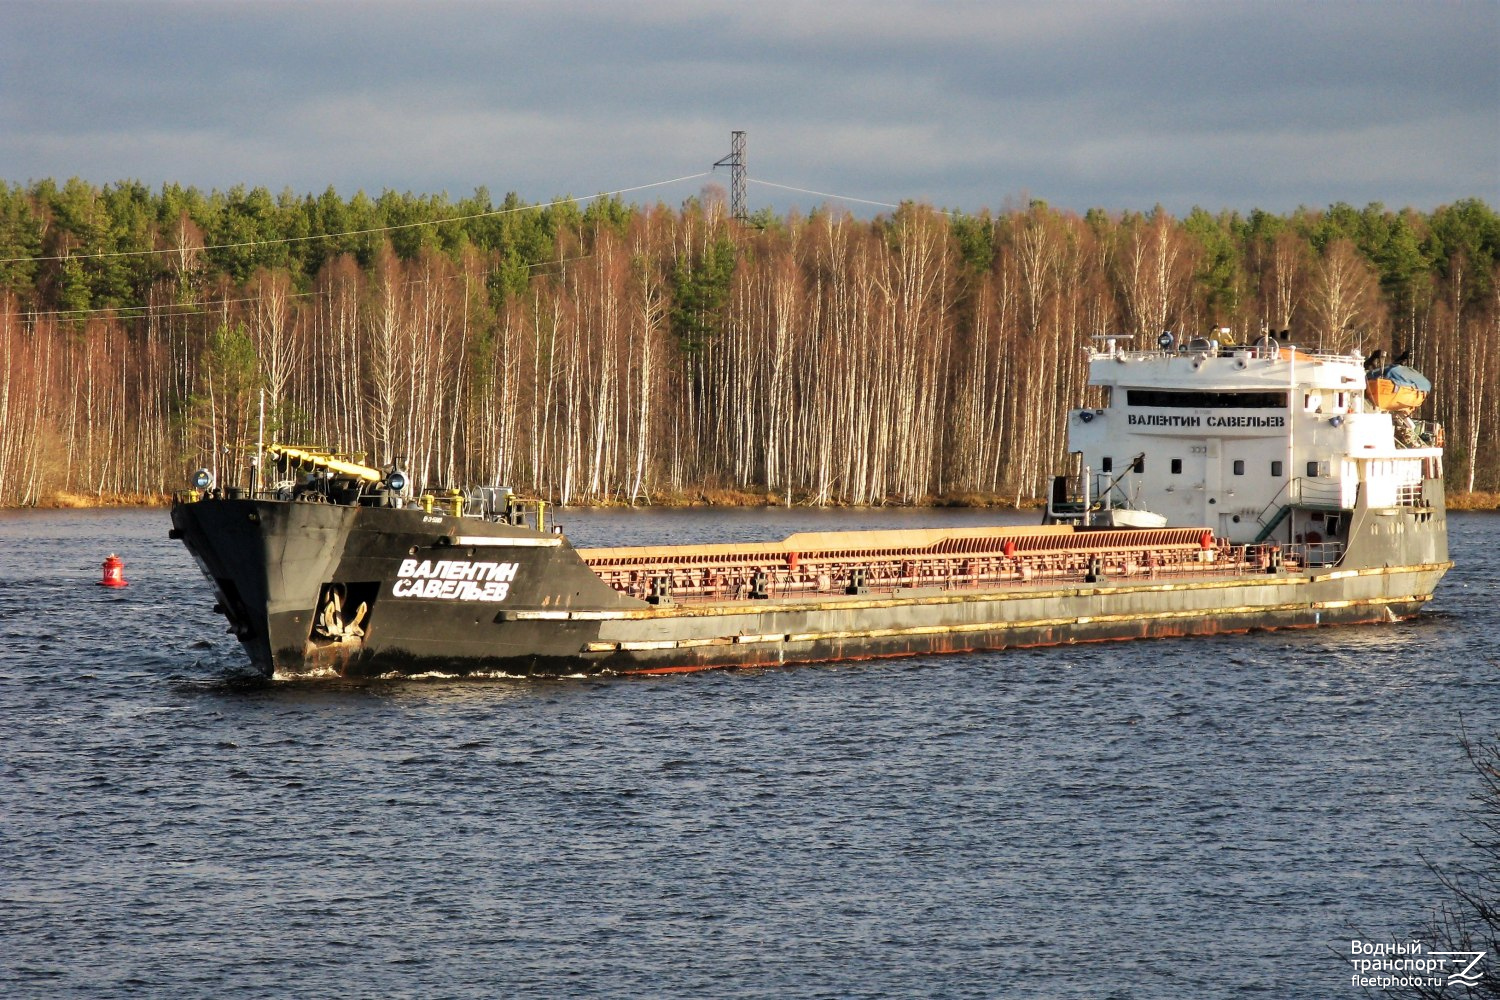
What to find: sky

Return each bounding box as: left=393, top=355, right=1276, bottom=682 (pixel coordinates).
left=2, top=0, right=1496, bottom=218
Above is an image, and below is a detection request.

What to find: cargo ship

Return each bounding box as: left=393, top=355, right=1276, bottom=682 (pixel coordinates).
left=170, top=335, right=1450, bottom=678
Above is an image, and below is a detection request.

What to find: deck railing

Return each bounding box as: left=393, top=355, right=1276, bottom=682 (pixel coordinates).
left=1100, top=344, right=1362, bottom=365
left=586, top=538, right=1315, bottom=606
left=1395, top=483, right=1425, bottom=507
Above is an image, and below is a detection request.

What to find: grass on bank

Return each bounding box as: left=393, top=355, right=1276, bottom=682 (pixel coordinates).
left=1448, top=490, right=1500, bottom=510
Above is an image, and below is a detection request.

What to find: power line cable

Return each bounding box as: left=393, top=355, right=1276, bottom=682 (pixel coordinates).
left=747, top=176, right=956, bottom=216
left=14, top=250, right=602, bottom=321
left=6, top=171, right=957, bottom=321
left=0, top=172, right=711, bottom=266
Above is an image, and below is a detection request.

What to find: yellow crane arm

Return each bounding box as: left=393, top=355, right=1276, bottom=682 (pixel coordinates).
left=266, top=444, right=384, bottom=483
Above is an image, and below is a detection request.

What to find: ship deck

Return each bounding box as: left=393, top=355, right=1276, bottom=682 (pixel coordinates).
left=577, top=524, right=1333, bottom=605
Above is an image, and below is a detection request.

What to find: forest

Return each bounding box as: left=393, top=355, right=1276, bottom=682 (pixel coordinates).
left=0, top=178, right=1496, bottom=508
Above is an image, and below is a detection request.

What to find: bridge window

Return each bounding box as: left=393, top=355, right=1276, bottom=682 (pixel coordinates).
left=1128, top=389, right=1288, bottom=408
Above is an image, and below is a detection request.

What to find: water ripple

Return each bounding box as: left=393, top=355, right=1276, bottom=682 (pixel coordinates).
left=0, top=507, right=1496, bottom=998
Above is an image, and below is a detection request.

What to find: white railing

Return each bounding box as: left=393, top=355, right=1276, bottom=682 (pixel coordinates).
left=1096, top=345, right=1362, bottom=365
left=1396, top=483, right=1425, bottom=507
left=1294, top=477, right=1350, bottom=509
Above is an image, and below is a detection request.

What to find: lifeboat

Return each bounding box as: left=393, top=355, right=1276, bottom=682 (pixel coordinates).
left=1366, top=364, right=1430, bottom=414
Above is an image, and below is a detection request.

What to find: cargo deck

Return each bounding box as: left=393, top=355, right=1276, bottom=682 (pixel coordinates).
left=579, top=525, right=1324, bottom=605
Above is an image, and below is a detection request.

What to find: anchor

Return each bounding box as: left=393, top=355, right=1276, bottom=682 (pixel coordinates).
left=315, top=585, right=367, bottom=642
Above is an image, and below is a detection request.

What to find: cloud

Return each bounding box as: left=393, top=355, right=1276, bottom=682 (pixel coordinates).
left=1, top=0, right=1494, bottom=214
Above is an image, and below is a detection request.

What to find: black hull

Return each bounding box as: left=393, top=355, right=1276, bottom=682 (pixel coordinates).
left=171, top=482, right=1450, bottom=680
left=171, top=498, right=635, bottom=677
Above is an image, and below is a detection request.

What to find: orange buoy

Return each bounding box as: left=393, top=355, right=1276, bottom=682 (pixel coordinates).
left=99, top=553, right=128, bottom=588
left=1002, top=539, right=1017, bottom=557
left=1199, top=530, right=1213, bottom=550
left=787, top=551, right=800, bottom=571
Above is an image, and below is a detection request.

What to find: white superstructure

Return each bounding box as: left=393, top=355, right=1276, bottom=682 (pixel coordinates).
left=1062, top=339, right=1443, bottom=545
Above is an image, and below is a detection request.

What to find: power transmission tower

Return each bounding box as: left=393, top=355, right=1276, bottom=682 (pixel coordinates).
left=713, top=130, right=746, bottom=222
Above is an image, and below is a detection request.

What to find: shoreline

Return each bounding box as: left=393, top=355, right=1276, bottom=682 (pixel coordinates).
left=9, top=489, right=1500, bottom=512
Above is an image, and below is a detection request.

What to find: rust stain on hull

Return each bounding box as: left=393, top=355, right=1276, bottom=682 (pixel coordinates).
left=617, top=593, right=1434, bottom=677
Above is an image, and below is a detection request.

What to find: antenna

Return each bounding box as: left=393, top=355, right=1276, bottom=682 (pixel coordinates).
left=713, top=130, right=747, bottom=222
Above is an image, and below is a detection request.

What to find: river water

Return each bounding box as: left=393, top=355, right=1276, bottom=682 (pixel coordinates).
left=1, top=506, right=1496, bottom=998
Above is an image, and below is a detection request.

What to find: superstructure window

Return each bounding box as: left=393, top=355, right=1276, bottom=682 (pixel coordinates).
left=1128, top=390, right=1288, bottom=408
left=1171, top=458, right=1182, bottom=474
left=1232, top=460, right=1245, bottom=475
left=1271, top=460, right=1284, bottom=477
left=1102, top=457, right=1113, bottom=473
left=1133, top=456, right=1145, bottom=474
